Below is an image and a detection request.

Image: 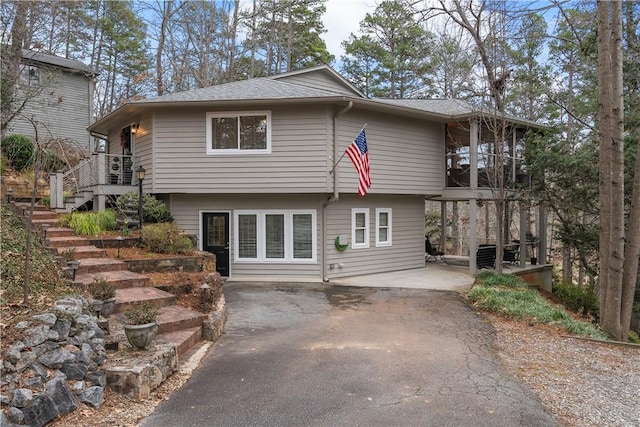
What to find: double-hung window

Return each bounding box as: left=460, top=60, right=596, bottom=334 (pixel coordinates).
left=206, top=111, right=271, bottom=154
left=351, top=208, right=369, bottom=248
left=375, top=208, right=392, bottom=247
left=234, top=210, right=316, bottom=262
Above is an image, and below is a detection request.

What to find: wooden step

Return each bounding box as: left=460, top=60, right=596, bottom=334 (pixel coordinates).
left=73, top=270, right=149, bottom=289
left=52, top=245, right=106, bottom=259
left=156, top=305, right=208, bottom=334
left=47, top=236, right=92, bottom=248
left=156, top=327, right=203, bottom=359
left=114, top=287, right=176, bottom=313
left=46, top=227, right=76, bottom=238
left=77, top=258, right=129, bottom=274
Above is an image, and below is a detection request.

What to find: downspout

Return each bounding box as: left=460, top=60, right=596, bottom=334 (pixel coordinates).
left=322, top=101, right=353, bottom=282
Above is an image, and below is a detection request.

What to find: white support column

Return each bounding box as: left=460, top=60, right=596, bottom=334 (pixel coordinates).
left=97, top=153, right=106, bottom=185
left=49, top=174, right=58, bottom=209
left=94, top=194, right=105, bottom=212
left=469, top=199, right=477, bottom=275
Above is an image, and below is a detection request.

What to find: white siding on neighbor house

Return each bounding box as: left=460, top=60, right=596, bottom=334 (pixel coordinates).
left=335, top=111, right=444, bottom=196
left=325, top=195, right=425, bottom=280
left=151, top=105, right=332, bottom=193
left=169, top=193, right=325, bottom=280
left=8, top=70, right=93, bottom=149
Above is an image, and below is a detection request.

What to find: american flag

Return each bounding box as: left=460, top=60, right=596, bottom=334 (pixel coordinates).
left=345, top=128, right=371, bottom=196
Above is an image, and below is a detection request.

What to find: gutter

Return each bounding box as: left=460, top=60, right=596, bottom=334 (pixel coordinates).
left=322, top=101, right=353, bottom=282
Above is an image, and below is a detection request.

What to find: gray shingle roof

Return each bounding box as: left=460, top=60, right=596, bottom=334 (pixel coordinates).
left=372, top=98, right=475, bottom=116
left=140, top=77, right=347, bottom=103
left=22, top=49, right=97, bottom=75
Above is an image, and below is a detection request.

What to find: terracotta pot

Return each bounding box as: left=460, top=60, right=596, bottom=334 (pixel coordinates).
left=124, top=322, right=158, bottom=350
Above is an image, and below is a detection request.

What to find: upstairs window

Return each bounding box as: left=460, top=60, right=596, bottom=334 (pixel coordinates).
left=206, top=111, right=271, bottom=154
left=20, top=65, right=40, bottom=86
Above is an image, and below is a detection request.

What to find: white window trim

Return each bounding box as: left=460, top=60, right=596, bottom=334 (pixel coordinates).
left=233, top=210, right=317, bottom=263
left=375, top=208, right=392, bottom=247
left=206, top=110, right=272, bottom=155
left=351, top=208, right=370, bottom=249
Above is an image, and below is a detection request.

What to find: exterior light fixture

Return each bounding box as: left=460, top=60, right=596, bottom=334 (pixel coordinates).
left=131, top=123, right=139, bottom=134
left=67, top=260, right=80, bottom=281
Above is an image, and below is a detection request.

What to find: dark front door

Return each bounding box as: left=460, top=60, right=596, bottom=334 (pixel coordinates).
left=203, top=212, right=230, bottom=277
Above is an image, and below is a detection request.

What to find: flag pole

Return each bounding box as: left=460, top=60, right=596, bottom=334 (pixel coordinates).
left=330, top=123, right=367, bottom=174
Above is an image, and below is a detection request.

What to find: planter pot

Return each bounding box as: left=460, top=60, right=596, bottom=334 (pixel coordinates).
left=92, top=299, right=104, bottom=317
left=530, top=257, right=538, bottom=266
left=124, top=322, right=158, bottom=350
left=101, top=297, right=116, bottom=317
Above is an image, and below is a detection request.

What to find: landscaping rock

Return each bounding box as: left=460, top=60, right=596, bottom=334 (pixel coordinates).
left=21, top=395, right=59, bottom=427
left=45, top=377, right=78, bottom=415
left=79, top=386, right=104, bottom=408
left=38, top=348, right=75, bottom=369
left=6, top=407, right=24, bottom=425
left=11, top=388, right=33, bottom=408
left=32, top=313, right=57, bottom=327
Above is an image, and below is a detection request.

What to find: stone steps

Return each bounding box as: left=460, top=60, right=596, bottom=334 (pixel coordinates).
left=47, top=236, right=93, bottom=248
left=74, top=270, right=150, bottom=289
left=76, top=257, right=130, bottom=274
left=52, top=245, right=107, bottom=259
left=115, top=287, right=177, bottom=313
left=12, top=201, right=222, bottom=400
left=156, top=327, right=203, bottom=358
left=156, top=305, right=208, bottom=335
left=45, top=227, right=77, bottom=238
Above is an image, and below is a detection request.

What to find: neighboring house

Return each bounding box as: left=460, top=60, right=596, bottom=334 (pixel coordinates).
left=73, top=65, right=543, bottom=281
left=5, top=49, right=97, bottom=150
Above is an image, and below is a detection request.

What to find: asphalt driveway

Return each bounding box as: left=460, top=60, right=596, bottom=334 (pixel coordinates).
left=141, top=283, right=556, bottom=427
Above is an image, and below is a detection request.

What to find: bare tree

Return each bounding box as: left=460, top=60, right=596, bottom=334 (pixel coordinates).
left=597, top=0, right=638, bottom=341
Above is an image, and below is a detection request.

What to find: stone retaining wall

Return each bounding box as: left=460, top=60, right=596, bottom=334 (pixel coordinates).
left=1, top=297, right=107, bottom=427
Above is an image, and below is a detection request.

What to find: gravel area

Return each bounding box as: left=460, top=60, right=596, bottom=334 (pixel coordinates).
left=488, top=313, right=640, bottom=427
left=50, top=313, right=639, bottom=427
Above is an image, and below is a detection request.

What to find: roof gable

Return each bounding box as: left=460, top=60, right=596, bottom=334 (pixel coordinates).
left=269, top=65, right=365, bottom=98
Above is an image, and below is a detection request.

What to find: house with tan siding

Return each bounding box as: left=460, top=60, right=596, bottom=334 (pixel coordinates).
left=6, top=49, right=97, bottom=150
left=70, top=65, right=543, bottom=281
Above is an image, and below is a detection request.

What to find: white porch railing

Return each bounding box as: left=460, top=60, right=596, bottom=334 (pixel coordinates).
left=49, top=153, right=135, bottom=210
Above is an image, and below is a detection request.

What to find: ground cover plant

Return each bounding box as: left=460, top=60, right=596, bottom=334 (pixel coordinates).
left=468, top=272, right=607, bottom=339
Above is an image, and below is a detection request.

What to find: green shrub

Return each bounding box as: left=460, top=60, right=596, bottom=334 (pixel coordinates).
left=553, top=281, right=599, bottom=321
left=40, top=149, right=65, bottom=173
left=2, top=134, right=34, bottom=171
left=96, top=209, right=117, bottom=231
left=66, top=210, right=118, bottom=236
left=116, top=192, right=173, bottom=224
left=468, top=280, right=608, bottom=340
left=474, top=272, right=528, bottom=289
left=88, top=277, right=115, bottom=300
left=68, top=212, right=101, bottom=236
left=124, top=302, right=159, bottom=325
left=141, top=222, right=194, bottom=254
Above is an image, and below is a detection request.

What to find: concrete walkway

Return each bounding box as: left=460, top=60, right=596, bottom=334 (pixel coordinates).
left=329, top=262, right=475, bottom=293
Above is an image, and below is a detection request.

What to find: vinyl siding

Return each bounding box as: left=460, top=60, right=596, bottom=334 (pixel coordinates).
left=7, top=69, right=93, bottom=149
left=325, top=195, right=425, bottom=280
left=169, top=193, right=325, bottom=280
left=335, top=111, right=444, bottom=196
left=151, top=105, right=332, bottom=193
